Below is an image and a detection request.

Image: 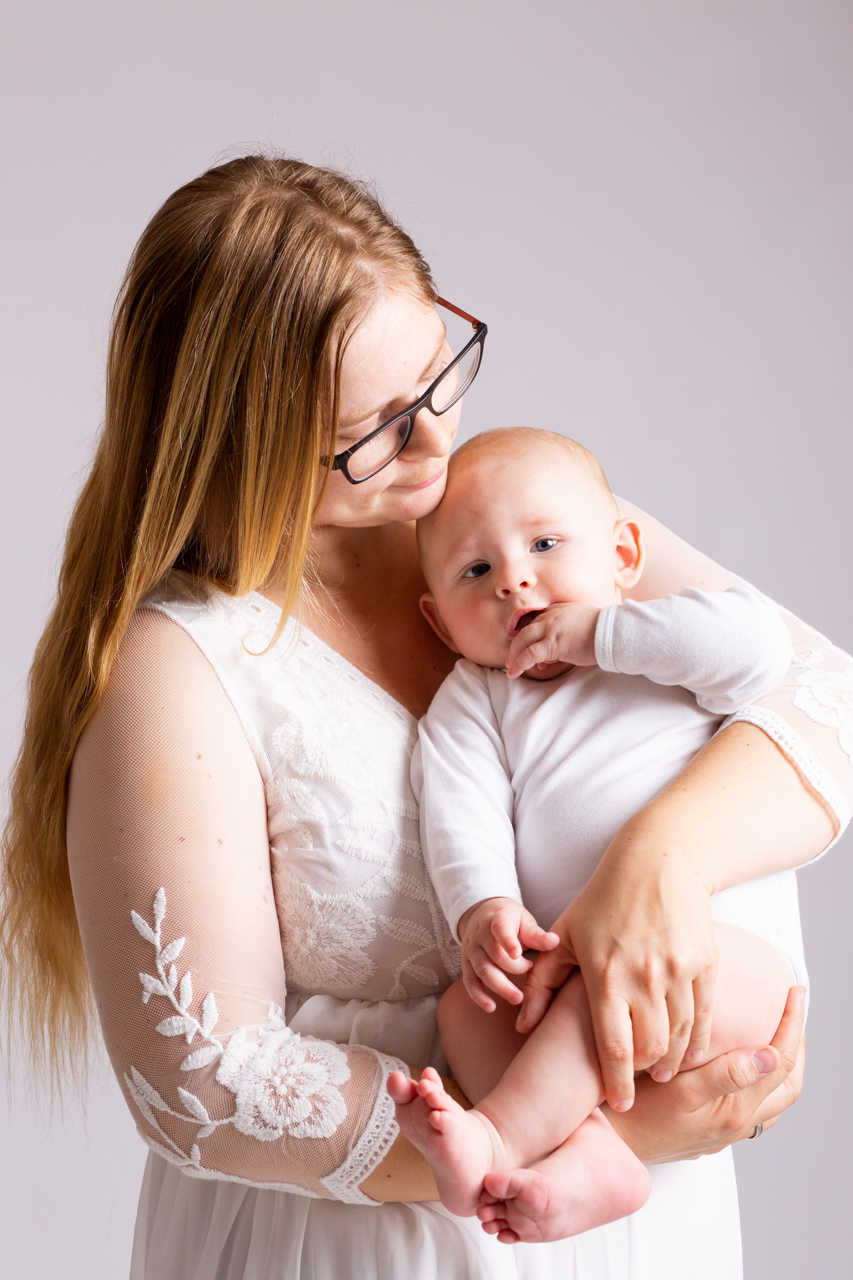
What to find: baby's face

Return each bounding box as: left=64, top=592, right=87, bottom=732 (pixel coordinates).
left=419, top=447, right=632, bottom=670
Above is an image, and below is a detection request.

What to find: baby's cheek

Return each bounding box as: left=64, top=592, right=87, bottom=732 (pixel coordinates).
left=456, top=614, right=509, bottom=668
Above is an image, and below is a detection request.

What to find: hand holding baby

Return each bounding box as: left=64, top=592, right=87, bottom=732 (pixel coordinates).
left=505, top=602, right=602, bottom=679
left=457, top=897, right=560, bottom=1012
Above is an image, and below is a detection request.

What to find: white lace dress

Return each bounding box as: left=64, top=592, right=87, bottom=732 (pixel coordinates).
left=66, top=507, right=852, bottom=1280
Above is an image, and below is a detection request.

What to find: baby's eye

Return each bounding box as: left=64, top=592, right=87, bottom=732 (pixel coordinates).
left=532, top=538, right=559, bottom=553
left=463, top=562, right=490, bottom=579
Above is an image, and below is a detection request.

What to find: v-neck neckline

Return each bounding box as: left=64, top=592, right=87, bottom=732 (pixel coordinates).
left=248, top=590, right=419, bottom=728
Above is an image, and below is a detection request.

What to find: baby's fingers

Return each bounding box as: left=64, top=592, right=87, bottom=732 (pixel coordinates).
left=490, top=909, right=524, bottom=959
left=517, top=918, right=559, bottom=953
left=506, top=641, right=550, bottom=679
left=465, top=955, right=525, bottom=1008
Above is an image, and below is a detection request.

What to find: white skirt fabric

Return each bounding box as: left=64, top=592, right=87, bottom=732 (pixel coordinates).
left=130, top=994, right=742, bottom=1280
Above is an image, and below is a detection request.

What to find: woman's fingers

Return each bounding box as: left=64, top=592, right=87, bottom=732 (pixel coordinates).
left=672, top=987, right=805, bottom=1143
left=747, top=1031, right=805, bottom=1131
left=585, top=992, right=637, bottom=1110
left=515, top=948, right=574, bottom=1033
left=648, top=985, right=696, bottom=1082
left=683, top=964, right=717, bottom=1066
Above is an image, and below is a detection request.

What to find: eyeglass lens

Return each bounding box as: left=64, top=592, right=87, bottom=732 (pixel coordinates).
left=345, top=339, right=482, bottom=481
left=345, top=414, right=415, bottom=482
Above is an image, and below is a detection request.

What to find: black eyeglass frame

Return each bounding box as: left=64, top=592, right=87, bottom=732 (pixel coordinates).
left=329, top=297, right=487, bottom=484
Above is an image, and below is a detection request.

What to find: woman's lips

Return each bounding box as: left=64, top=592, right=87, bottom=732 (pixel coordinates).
left=509, top=608, right=545, bottom=636
left=391, top=467, right=447, bottom=491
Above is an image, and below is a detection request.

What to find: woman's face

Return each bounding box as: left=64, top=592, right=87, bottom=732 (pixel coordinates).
left=314, top=290, right=463, bottom=530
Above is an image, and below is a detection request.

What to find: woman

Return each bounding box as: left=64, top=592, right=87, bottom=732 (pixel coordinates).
left=1, top=155, right=842, bottom=1279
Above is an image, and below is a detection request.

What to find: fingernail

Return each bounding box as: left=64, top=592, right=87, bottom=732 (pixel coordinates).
left=797, top=988, right=806, bottom=1005
left=651, top=1069, right=672, bottom=1082
left=753, top=1050, right=775, bottom=1074
left=613, top=1099, right=633, bottom=1112
left=687, top=1050, right=704, bottom=1062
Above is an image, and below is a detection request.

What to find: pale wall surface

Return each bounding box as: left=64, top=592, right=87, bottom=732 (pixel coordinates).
left=2, top=2, right=850, bottom=1276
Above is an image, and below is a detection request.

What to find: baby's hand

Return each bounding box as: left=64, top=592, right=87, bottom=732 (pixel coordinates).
left=506, top=603, right=601, bottom=679
left=458, top=897, right=559, bottom=1012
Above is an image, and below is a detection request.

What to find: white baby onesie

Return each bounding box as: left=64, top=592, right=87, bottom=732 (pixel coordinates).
left=412, top=586, right=807, bottom=986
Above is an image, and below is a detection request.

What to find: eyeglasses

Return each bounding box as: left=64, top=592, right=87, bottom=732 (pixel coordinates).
left=329, top=298, right=487, bottom=484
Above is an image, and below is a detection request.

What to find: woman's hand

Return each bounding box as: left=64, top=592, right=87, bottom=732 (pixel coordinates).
left=604, top=986, right=805, bottom=1162
left=518, top=813, right=719, bottom=1111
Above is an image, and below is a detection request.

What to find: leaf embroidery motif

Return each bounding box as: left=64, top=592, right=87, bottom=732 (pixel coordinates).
left=126, top=888, right=350, bottom=1175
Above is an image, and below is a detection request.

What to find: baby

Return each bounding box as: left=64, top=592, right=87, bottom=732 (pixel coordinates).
left=388, top=427, right=805, bottom=1243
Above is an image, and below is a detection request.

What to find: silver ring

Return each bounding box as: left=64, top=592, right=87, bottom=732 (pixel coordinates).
left=749, top=1122, right=764, bottom=1139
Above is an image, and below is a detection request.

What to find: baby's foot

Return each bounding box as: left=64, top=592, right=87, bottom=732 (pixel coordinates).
left=387, top=1067, right=505, bottom=1216
left=477, top=1110, right=651, bottom=1244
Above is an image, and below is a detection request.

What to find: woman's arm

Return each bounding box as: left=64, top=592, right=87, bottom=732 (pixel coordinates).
left=67, top=611, right=438, bottom=1205
left=526, top=502, right=843, bottom=1110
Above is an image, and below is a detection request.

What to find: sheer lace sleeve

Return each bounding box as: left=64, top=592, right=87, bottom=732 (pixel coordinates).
left=617, top=497, right=851, bottom=847
left=66, top=611, right=404, bottom=1204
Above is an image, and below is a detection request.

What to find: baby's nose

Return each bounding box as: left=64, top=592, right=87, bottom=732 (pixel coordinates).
left=498, top=575, right=532, bottom=597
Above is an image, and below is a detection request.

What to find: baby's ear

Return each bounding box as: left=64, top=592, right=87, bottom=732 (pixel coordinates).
left=419, top=594, right=461, bottom=653
left=613, top=519, right=644, bottom=590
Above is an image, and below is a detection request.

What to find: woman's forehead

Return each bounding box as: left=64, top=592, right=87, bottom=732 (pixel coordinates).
left=338, top=292, right=445, bottom=426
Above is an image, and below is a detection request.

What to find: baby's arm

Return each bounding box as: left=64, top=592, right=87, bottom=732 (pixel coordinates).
left=507, top=586, right=793, bottom=710
left=413, top=661, right=522, bottom=939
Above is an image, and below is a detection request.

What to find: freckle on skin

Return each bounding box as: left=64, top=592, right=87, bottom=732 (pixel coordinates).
left=217, top=839, right=223, bottom=845
left=179, top=837, right=185, bottom=843
left=197, top=754, right=202, bottom=760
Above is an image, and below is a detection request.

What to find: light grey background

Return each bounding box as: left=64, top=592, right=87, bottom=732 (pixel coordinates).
left=2, top=2, right=850, bottom=1276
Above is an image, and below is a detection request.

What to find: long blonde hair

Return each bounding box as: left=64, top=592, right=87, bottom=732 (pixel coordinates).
left=1, top=154, right=436, bottom=1093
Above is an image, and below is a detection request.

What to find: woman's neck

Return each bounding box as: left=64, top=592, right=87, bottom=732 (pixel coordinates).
left=264, top=519, right=456, bottom=718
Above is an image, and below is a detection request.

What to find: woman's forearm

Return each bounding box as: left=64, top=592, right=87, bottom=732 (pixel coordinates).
left=629, top=720, right=835, bottom=893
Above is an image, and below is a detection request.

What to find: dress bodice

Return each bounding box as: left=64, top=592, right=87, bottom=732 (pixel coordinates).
left=146, top=574, right=461, bottom=1004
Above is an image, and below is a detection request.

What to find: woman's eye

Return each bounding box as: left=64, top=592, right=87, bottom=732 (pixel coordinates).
left=463, top=562, right=490, bottom=579
left=532, top=538, right=559, bottom=553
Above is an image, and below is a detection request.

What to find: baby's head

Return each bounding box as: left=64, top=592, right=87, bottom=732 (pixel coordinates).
left=417, top=428, right=644, bottom=672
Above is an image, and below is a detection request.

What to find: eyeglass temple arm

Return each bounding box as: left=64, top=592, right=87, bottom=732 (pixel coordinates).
left=436, top=296, right=483, bottom=329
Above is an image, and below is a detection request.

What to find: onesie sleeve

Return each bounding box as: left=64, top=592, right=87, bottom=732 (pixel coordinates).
left=412, top=661, right=522, bottom=939
left=616, top=497, right=852, bottom=846
left=66, top=611, right=405, bottom=1206
left=595, top=586, right=794, bottom=715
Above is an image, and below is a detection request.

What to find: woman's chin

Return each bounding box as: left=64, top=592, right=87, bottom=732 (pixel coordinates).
left=389, top=468, right=449, bottom=517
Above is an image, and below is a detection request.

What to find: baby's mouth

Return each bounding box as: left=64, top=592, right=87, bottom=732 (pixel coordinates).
left=509, top=609, right=545, bottom=637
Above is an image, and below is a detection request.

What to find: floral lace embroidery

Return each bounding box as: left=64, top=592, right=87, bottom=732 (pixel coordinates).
left=792, top=650, right=853, bottom=763
left=125, top=889, right=351, bottom=1173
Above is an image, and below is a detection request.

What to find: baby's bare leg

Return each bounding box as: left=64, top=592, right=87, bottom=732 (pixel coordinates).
left=415, top=922, right=791, bottom=1240
left=391, top=969, right=648, bottom=1223
left=677, top=922, right=791, bottom=1071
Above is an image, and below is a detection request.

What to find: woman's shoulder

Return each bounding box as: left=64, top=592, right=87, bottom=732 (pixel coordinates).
left=85, top=605, right=254, bottom=761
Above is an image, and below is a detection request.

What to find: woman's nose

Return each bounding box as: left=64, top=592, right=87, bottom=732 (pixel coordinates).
left=408, top=404, right=458, bottom=459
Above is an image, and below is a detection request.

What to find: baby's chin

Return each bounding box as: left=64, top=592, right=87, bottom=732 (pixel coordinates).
left=518, top=660, right=575, bottom=682
left=461, top=650, right=575, bottom=682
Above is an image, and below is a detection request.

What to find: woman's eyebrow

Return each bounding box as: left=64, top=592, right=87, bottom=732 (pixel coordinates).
left=339, top=332, right=447, bottom=430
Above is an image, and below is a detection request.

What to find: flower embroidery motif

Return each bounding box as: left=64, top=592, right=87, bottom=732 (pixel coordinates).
left=275, top=866, right=378, bottom=993
left=216, top=1025, right=349, bottom=1141
left=125, top=889, right=350, bottom=1173
left=792, top=653, right=853, bottom=763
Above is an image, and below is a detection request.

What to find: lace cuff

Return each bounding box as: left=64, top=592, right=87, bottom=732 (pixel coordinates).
left=319, top=1049, right=408, bottom=1205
